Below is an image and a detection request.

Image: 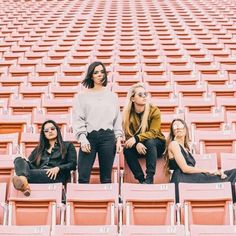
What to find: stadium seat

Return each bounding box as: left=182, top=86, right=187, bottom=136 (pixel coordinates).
left=220, top=153, right=236, bottom=171
left=0, top=183, right=7, bottom=225
left=0, top=225, right=51, bottom=236
left=121, top=225, right=185, bottom=236
left=8, top=183, right=63, bottom=225
left=190, top=225, right=236, bottom=236
left=66, top=183, right=119, bottom=225
left=121, top=183, right=175, bottom=225
left=178, top=182, right=234, bottom=232
left=194, top=153, right=218, bottom=170
left=53, top=225, right=117, bottom=236
left=0, top=133, right=19, bottom=154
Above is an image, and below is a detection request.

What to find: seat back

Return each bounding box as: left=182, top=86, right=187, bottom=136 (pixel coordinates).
left=0, top=183, right=7, bottom=225
left=66, top=183, right=119, bottom=225
left=220, top=153, right=236, bottom=171
left=53, top=225, right=118, bottom=236
left=121, top=183, right=175, bottom=225
left=194, top=153, right=218, bottom=170
left=122, top=225, right=185, bottom=236
left=190, top=225, right=236, bottom=236
left=8, top=183, right=62, bottom=225
left=0, top=225, right=51, bottom=235
left=179, top=182, right=233, bottom=229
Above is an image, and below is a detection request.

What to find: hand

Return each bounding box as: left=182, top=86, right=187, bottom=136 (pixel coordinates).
left=125, top=137, right=136, bottom=148
left=46, top=167, right=60, bottom=180
left=116, top=138, right=122, bottom=154
left=206, top=169, right=220, bottom=175
left=81, top=143, right=91, bottom=153
left=136, top=143, right=147, bottom=155
left=220, top=170, right=227, bottom=179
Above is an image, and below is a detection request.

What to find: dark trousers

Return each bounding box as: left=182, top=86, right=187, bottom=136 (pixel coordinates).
left=14, top=157, right=69, bottom=184
left=78, top=129, right=116, bottom=183
left=124, top=138, right=165, bottom=182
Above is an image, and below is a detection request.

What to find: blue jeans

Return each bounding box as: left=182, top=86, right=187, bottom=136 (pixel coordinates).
left=78, top=129, right=116, bottom=183
left=124, top=138, right=166, bottom=182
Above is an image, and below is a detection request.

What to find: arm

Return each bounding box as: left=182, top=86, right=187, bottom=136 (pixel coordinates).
left=136, top=107, right=162, bottom=142
left=58, top=142, right=77, bottom=171
left=72, top=95, right=89, bottom=146
left=168, top=141, right=211, bottom=174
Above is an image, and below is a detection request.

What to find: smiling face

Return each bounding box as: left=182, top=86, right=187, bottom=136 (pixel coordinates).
left=43, top=122, right=58, bottom=141
left=131, top=86, right=148, bottom=106
left=172, top=120, right=186, bottom=139
left=92, top=64, right=105, bottom=86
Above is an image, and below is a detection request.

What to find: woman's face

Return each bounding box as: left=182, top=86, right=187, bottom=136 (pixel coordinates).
left=92, top=65, right=105, bottom=86
left=172, top=120, right=186, bottom=139
left=131, top=87, right=148, bottom=106
left=43, top=122, right=58, bottom=141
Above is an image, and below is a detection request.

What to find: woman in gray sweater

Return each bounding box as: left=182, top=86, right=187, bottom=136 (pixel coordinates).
left=73, top=61, right=123, bottom=183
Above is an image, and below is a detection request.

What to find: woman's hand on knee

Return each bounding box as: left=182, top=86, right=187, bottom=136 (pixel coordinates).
left=46, top=167, right=60, bottom=180
left=125, top=137, right=136, bottom=148
left=136, top=143, right=147, bottom=155
left=81, top=143, right=91, bottom=153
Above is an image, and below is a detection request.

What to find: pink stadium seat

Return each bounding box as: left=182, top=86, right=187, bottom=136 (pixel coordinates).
left=53, top=225, right=117, bottom=236
left=8, top=183, right=63, bottom=225
left=0, top=133, right=19, bottom=155
left=0, top=183, right=7, bottom=225
left=194, top=153, right=218, bottom=170
left=220, top=153, right=236, bottom=171
left=121, top=183, right=175, bottom=225
left=178, top=182, right=234, bottom=231
left=190, top=225, right=236, bottom=236
left=66, top=183, right=119, bottom=225
left=122, top=225, right=185, bottom=236
left=20, top=132, right=40, bottom=157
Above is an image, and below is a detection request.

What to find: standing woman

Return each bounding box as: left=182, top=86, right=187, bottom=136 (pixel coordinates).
left=123, top=83, right=166, bottom=184
left=73, top=61, right=123, bottom=184
left=13, top=120, right=77, bottom=196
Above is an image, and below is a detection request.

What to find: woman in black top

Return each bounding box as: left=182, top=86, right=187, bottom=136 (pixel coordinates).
left=164, top=118, right=236, bottom=202
left=12, top=120, right=77, bottom=196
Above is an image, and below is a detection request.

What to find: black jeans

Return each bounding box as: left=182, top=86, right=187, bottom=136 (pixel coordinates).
left=14, top=157, right=70, bottom=184
left=78, top=129, right=116, bottom=183
left=124, top=138, right=166, bottom=182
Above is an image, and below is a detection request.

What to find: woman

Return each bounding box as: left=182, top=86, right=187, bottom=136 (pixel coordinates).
left=13, top=120, right=77, bottom=196
left=72, top=61, right=123, bottom=184
left=165, top=118, right=236, bottom=202
left=123, top=83, right=166, bottom=184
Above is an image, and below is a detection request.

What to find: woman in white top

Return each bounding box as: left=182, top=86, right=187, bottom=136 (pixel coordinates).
left=73, top=61, right=123, bottom=183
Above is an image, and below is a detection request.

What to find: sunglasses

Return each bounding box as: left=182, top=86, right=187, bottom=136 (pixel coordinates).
left=173, top=123, right=185, bottom=130
left=44, top=126, right=56, bottom=133
left=136, top=92, right=148, bottom=98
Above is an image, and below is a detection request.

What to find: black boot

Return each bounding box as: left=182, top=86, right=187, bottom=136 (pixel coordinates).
left=144, top=174, right=154, bottom=184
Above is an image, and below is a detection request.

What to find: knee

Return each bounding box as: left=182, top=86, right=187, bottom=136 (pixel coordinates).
left=143, top=139, right=156, bottom=149
left=14, top=156, right=26, bottom=164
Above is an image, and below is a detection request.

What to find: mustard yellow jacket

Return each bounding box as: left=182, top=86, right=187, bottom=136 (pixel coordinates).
left=125, top=104, right=166, bottom=142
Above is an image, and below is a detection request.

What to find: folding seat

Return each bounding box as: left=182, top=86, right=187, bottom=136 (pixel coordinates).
left=208, top=82, right=236, bottom=97
left=0, top=183, right=7, bottom=225
left=0, top=113, right=31, bottom=135
left=41, top=97, right=73, bottom=114
left=35, top=66, right=58, bottom=79
left=53, top=225, right=117, bottom=236
left=49, top=84, right=79, bottom=99
left=0, top=86, right=18, bottom=100
left=0, top=132, right=19, bottom=155
left=0, top=225, right=51, bottom=236
left=178, top=182, right=234, bottom=231
left=194, top=153, right=218, bottom=170
left=170, top=70, right=199, bottom=85
left=216, top=97, right=236, bottom=112
left=190, top=225, right=236, bottom=236
left=122, top=225, right=185, bottom=236
left=19, top=84, right=48, bottom=99
left=8, top=183, right=63, bottom=225
left=32, top=111, right=70, bottom=133
left=200, top=70, right=228, bottom=85
left=220, top=153, right=236, bottom=171
left=180, top=93, right=216, bottom=113
left=121, top=183, right=175, bottom=225
left=9, top=96, right=41, bottom=115
left=185, top=109, right=225, bottom=131
left=152, top=97, right=179, bottom=114
left=66, top=183, right=119, bottom=225
left=194, top=129, right=236, bottom=166
left=20, top=132, right=40, bottom=157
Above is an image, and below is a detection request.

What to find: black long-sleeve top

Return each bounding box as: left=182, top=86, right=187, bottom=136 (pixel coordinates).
left=28, top=141, right=77, bottom=172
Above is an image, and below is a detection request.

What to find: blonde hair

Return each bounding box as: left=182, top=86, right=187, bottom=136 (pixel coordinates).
left=123, top=83, right=150, bottom=137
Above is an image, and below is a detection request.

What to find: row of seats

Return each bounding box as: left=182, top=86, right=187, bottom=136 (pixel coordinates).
left=1, top=182, right=236, bottom=234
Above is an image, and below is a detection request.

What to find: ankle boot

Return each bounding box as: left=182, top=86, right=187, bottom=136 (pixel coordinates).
left=144, top=175, right=154, bottom=184
left=12, top=175, right=31, bottom=196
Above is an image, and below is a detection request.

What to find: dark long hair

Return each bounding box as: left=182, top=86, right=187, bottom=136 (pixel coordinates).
left=33, top=120, right=66, bottom=166
left=163, top=118, right=190, bottom=175
left=82, top=61, right=108, bottom=88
